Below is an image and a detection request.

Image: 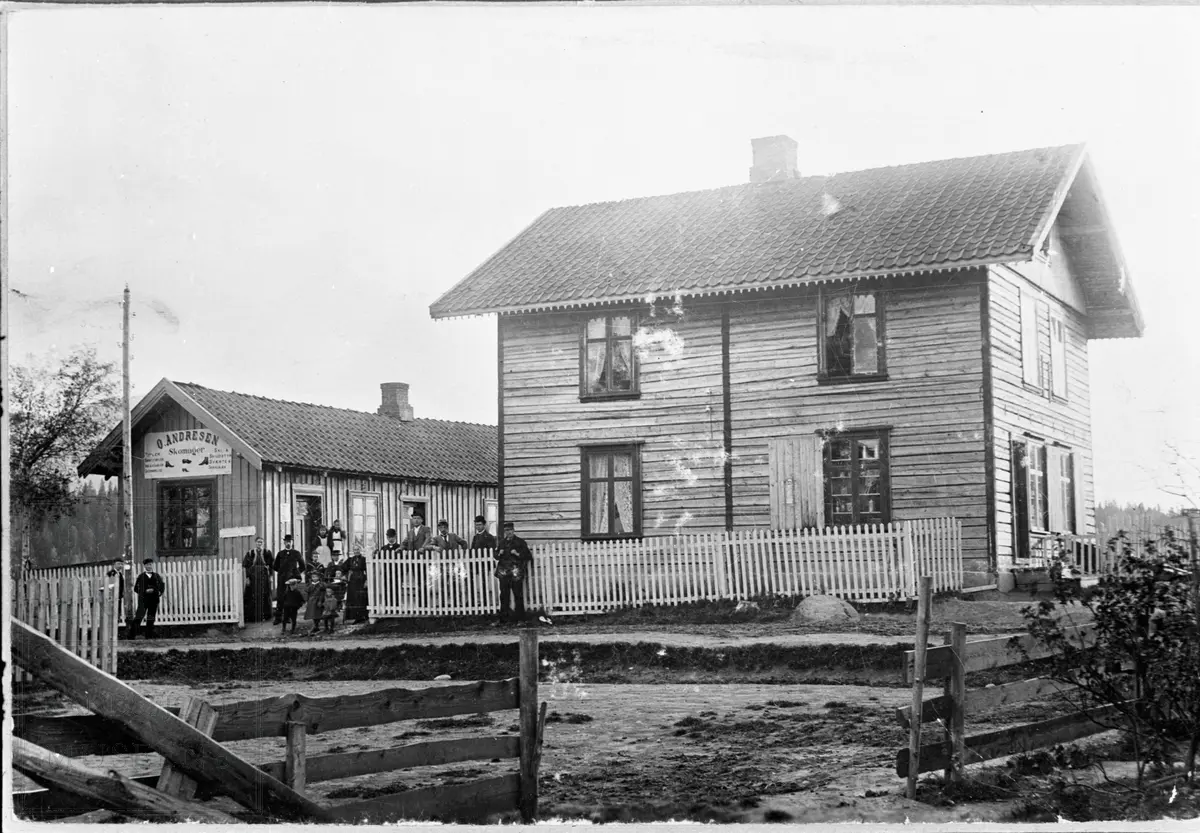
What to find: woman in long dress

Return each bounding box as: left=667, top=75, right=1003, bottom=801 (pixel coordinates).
left=344, top=543, right=369, bottom=624
left=242, top=538, right=274, bottom=623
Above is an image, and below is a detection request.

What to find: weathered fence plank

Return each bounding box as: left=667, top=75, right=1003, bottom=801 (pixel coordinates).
left=13, top=738, right=238, bottom=824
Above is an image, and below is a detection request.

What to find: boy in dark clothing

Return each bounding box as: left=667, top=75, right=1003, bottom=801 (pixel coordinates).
left=130, top=559, right=165, bottom=639
left=494, top=521, right=533, bottom=624
left=280, top=577, right=305, bottom=635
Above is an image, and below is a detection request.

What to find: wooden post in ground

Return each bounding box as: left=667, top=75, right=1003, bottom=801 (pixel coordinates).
left=518, top=627, right=539, bottom=823
left=14, top=738, right=238, bottom=823
left=285, top=720, right=307, bottom=793
left=156, top=696, right=219, bottom=799
left=12, top=619, right=333, bottom=822
left=906, top=576, right=933, bottom=799
left=943, top=622, right=967, bottom=783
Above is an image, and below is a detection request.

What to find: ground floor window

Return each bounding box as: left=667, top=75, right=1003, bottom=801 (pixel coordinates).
left=158, top=480, right=216, bottom=553
left=823, top=430, right=889, bottom=526
left=581, top=444, right=642, bottom=539
left=349, top=491, right=381, bottom=556
left=1012, top=438, right=1078, bottom=558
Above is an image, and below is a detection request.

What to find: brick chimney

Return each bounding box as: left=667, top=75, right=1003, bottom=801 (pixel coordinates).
left=378, top=382, right=414, bottom=421
left=749, top=135, right=799, bottom=183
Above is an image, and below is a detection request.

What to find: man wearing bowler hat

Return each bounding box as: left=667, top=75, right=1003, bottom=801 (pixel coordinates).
left=273, top=533, right=304, bottom=625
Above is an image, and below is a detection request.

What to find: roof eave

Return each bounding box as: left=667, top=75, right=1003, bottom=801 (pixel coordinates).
left=430, top=258, right=1020, bottom=319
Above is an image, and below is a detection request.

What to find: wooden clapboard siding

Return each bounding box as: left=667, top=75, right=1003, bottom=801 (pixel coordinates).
left=502, top=304, right=728, bottom=542
left=260, top=468, right=497, bottom=554
left=727, top=274, right=990, bottom=576
left=989, top=261, right=1094, bottom=571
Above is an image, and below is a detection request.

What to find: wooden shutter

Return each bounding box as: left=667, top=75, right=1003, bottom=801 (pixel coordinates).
left=1050, top=316, right=1067, bottom=398
left=1047, top=446, right=1066, bottom=533
left=768, top=436, right=825, bottom=530
left=1011, top=440, right=1030, bottom=558
left=1021, top=289, right=1039, bottom=387
left=1073, top=453, right=1088, bottom=535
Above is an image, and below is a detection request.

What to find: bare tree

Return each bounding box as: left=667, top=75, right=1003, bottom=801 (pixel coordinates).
left=10, top=347, right=119, bottom=574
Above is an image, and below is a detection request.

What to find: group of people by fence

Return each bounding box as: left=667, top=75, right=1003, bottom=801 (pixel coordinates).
left=242, top=513, right=535, bottom=631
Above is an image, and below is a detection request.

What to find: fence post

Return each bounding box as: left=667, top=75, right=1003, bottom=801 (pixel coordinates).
left=902, top=522, right=917, bottom=599
left=906, top=576, right=933, bottom=799
left=285, top=719, right=308, bottom=794
left=943, top=622, right=967, bottom=783
left=518, top=627, right=539, bottom=823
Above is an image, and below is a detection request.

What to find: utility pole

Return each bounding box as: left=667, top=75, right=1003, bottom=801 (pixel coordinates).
left=122, top=285, right=134, bottom=621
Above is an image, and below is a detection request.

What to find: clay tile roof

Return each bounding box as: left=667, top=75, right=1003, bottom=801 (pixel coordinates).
left=174, top=382, right=496, bottom=485
left=431, top=144, right=1085, bottom=318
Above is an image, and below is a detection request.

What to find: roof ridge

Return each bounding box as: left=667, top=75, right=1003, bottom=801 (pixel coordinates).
left=172, top=381, right=496, bottom=429
left=539, top=143, right=1084, bottom=213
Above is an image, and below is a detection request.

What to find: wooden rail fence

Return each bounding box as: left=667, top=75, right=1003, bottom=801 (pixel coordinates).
left=12, top=619, right=548, bottom=824
left=895, top=582, right=1120, bottom=784
left=370, top=519, right=962, bottom=618
left=12, top=574, right=121, bottom=679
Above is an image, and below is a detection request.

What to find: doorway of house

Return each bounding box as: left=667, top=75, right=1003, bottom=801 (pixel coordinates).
left=294, top=494, right=324, bottom=558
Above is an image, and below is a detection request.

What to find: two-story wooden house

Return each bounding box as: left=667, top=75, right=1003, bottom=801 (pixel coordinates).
left=430, top=138, right=1142, bottom=588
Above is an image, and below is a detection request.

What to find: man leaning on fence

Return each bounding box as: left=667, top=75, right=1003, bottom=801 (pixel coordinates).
left=493, top=521, right=532, bottom=625
left=130, top=558, right=165, bottom=639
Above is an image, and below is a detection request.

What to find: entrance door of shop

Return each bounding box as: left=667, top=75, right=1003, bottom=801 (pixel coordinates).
left=294, top=494, right=324, bottom=559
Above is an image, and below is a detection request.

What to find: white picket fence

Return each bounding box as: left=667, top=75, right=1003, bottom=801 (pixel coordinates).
left=369, top=518, right=962, bottom=618
left=13, top=573, right=122, bottom=680
left=21, top=553, right=244, bottom=631
left=151, top=554, right=244, bottom=626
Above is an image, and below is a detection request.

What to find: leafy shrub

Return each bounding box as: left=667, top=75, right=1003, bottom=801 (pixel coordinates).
left=1023, top=531, right=1199, bottom=785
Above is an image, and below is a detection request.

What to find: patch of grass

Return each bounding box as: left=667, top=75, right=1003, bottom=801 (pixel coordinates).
left=325, top=782, right=408, bottom=800
left=545, top=711, right=593, bottom=724
left=823, top=700, right=848, bottom=709
left=416, top=714, right=494, bottom=730
left=764, top=700, right=804, bottom=708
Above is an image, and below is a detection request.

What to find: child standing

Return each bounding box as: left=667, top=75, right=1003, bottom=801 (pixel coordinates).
left=330, top=570, right=348, bottom=621
left=280, top=577, right=305, bottom=636
left=322, top=573, right=343, bottom=633
left=303, top=572, right=326, bottom=636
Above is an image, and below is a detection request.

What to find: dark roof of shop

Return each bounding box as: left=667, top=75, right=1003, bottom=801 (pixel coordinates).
left=175, top=383, right=496, bottom=484
left=79, top=379, right=497, bottom=485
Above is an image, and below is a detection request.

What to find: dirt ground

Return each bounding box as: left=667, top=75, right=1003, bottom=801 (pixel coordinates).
left=13, top=675, right=1107, bottom=823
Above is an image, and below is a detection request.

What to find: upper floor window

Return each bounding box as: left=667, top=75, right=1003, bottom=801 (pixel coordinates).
left=158, top=480, right=216, bottom=553
left=824, top=430, right=889, bottom=526
left=580, top=314, right=638, bottom=399
left=1020, top=288, right=1067, bottom=400
left=819, top=290, right=885, bottom=381
left=581, top=444, right=642, bottom=539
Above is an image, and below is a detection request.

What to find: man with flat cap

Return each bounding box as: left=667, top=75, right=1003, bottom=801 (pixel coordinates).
left=273, top=533, right=304, bottom=625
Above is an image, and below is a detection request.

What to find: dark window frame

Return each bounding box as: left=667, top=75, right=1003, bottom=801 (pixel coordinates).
left=156, top=479, right=217, bottom=556
left=579, top=313, right=641, bottom=401
left=580, top=443, right=643, bottom=540
left=821, top=429, right=891, bottom=526
left=816, top=288, right=888, bottom=384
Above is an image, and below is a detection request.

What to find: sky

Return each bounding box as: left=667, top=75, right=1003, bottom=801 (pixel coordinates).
left=7, top=4, right=1200, bottom=510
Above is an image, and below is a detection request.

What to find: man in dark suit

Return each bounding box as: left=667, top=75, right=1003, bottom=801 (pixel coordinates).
left=272, top=533, right=304, bottom=624
left=494, top=521, right=533, bottom=624
left=130, top=558, right=165, bottom=639
left=470, top=515, right=497, bottom=551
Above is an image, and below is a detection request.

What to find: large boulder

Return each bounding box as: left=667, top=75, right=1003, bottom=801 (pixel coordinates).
left=791, top=595, right=860, bottom=623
